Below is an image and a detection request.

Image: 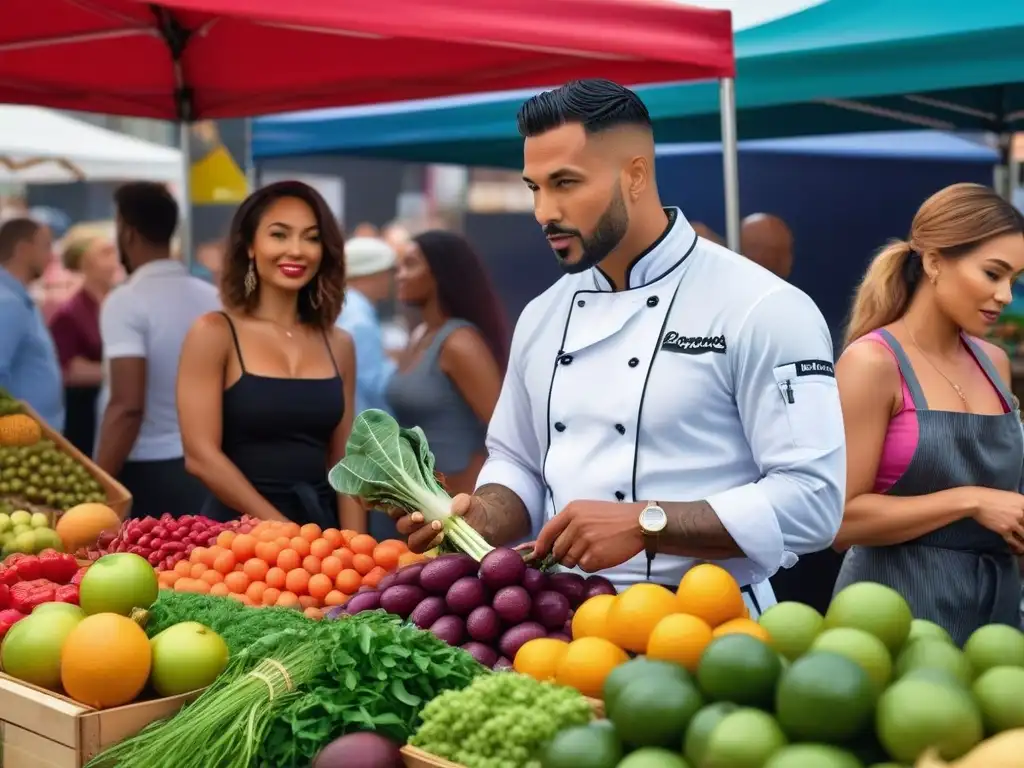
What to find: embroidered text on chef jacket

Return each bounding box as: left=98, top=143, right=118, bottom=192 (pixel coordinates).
left=476, top=209, right=846, bottom=597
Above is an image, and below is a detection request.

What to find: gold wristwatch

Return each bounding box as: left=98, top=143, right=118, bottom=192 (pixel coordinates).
left=639, top=500, right=667, bottom=580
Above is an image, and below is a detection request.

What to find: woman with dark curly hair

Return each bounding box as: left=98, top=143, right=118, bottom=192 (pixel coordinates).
left=177, top=181, right=361, bottom=530
left=386, top=230, right=508, bottom=497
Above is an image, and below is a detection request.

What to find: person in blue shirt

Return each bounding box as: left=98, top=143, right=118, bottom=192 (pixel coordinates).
left=0, top=218, right=64, bottom=431
left=336, top=236, right=397, bottom=415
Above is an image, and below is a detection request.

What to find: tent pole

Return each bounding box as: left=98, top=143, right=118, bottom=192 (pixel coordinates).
left=179, top=122, right=193, bottom=268
left=719, top=78, right=740, bottom=252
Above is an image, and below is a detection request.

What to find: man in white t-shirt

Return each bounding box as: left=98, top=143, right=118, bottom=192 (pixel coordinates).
left=95, top=183, right=220, bottom=519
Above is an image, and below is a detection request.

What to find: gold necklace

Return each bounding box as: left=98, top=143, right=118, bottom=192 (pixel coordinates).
left=254, top=316, right=300, bottom=339
left=902, top=321, right=968, bottom=407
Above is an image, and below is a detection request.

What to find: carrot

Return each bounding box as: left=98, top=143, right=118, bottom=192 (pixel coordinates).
left=362, top=566, right=387, bottom=588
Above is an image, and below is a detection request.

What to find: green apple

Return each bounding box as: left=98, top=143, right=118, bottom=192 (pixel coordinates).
left=9, top=510, right=31, bottom=527
left=30, top=512, right=49, bottom=529
left=150, top=622, right=229, bottom=697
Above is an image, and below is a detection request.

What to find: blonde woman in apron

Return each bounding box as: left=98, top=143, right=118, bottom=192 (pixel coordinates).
left=834, top=183, right=1024, bottom=647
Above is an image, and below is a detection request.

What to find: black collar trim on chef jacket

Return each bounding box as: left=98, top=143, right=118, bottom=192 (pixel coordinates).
left=539, top=223, right=699, bottom=515
left=593, top=208, right=680, bottom=292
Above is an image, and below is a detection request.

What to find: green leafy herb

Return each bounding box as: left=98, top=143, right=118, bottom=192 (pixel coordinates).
left=329, top=409, right=494, bottom=560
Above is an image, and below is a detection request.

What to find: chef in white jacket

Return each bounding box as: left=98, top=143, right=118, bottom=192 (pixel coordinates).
left=395, top=80, right=845, bottom=617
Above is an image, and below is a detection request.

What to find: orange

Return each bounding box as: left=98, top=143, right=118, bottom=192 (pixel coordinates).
left=231, top=534, right=257, bottom=561
left=309, top=538, right=333, bottom=560
left=302, top=555, right=322, bottom=574
left=646, top=613, right=714, bottom=672
left=216, top=530, right=235, bottom=549
left=398, top=551, right=425, bottom=567
left=514, top=638, right=570, bottom=682
left=554, top=637, right=629, bottom=698
left=308, top=573, right=333, bottom=600
left=571, top=594, right=616, bottom=641
left=174, top=560, right=191, bottom=577
left=277, top=591, right=300, bottom=608
left=200, top=569, right=223, bottom=585
left=605, top=583, right=679, bottom=653
left=189, top=562, right=207, bottom=579
left=200, top=546, right=222, bottom=568
left=349, top=534, right=377, bottom=556
left=362, top=566, right=387, bottom=588
left=289, top=537, right=311, bottom=558
left=189, top=547, right=208, bottom=565
left=61, top=614, right=152, bottom=709
left=243, top=558, right=270, bottom=583
left=277, top=549, right=301, bottom=572
left=265, top=566, right=287, bottom=589
left=285, top=568, right=310, bottom=595
left=299, top=523, right=322, bottom=542
left=320, top=556, right=343, bottom=581
left=676, top=564, right=746, bottom=628
left=209, top=582, right=230, bottom=597
left=262, top=587, right=282, bottom=606
left=322, top=528, right=344, bottom=548
left=299, top=595, right=319, bottom=610
left=223, top=571, right=250, bottom=594
left=335, top=569, right=361, bottom=594
left=212, top=550, right=237, bottom=574
left=335, top=548, right=355, bottom=570
left=352, top=553, right=375, bottom=576
left=254, top=541, right=282, bottom=565
left=246, top=580, right=266, bottom=604
left=324, top=590, right=347, bottom=607
left=372, top=542, right=402, bottom=571
left=712, top=617, right=771, bottom=642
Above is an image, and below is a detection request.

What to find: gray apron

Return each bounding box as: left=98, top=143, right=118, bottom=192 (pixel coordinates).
left=834, top=330, right=1024, bottom=647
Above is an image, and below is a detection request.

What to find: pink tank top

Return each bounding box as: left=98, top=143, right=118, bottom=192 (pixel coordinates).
left=855, top=331, right=1010, bottom=493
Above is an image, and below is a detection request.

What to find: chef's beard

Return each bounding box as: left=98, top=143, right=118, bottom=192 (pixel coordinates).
left=548, top=187, right=629, bottom=275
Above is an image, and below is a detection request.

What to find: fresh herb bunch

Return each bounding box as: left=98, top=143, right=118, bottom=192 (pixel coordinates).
left=410, top=672, right=594, bottom=768
left=329, top=409, right=495, bottom=560
left=141, top=592, right=313, bottom=655
left=257, top=610, right=488, bottom=767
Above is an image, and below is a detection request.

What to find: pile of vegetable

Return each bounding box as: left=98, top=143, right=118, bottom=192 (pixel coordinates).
left=337, top=550, right=615, bottom=669
left=410, top=671, right=594, bottom=768
left=140, top=591, right=314, bottom=655
left=90, top=609, right=487, bottom=768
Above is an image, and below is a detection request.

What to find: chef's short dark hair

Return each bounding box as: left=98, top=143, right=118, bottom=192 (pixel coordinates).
left=114, top=182, right=178, bottom=247
left=0, top=218, right=41, bottom=263
left=516, top=79, right=652, bottom=137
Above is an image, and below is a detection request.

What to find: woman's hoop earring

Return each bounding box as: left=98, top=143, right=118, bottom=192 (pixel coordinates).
left=244, top=260, right=257, bottom=296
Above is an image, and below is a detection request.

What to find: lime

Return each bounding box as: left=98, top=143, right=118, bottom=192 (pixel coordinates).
left=899, top=667, right=968, bottom=690
left=603, top=657, right=690, bottom=708
left=617, top=748, right=689, bottom=768
left=702, top=708, right=787, bottom=768
left=894, top=639, right=972, bottom=687
left=811, top=627, right=892, bottom=694
left=775, top=651, right=875, bottom=743
left=763, top=743, right=863, bottom=768
left=758, top=602, right=824, bottom=661
left=825, top=582, right=912, bottom=655
left=906, top=619, right=953, bottom=646
left=972, top=666, right=1024, bottom=734
left=696, top=634, right=782, bottom=708
left=540, top=723, right=622, bottom=768
left=875, top=678, right=983, bottom=763
left=963, top=624, right=1024, bottom=674
left=683, top=702, right=738, bottom=766
left=607, top=674, right=704, bottom=748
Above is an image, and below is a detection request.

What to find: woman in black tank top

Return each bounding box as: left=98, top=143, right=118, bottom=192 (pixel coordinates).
left=176, top=181, right=361, bottom=530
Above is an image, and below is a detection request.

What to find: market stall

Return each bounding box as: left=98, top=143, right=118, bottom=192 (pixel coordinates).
left=0, top=411, right=1021, bottom=767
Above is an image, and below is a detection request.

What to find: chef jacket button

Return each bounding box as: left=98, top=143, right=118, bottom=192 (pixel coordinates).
left=560, top=354, right=574, bottom=365
left=577, top=299, right=586, bottom=307
left=554, top=422, right=566, bottom=432
left=647, top=296, right=659, bottom=307
left=615, top=491, right=626, bottom=501
left=628, top=357, right=640, bottom=368
left=615, top=423, right=625, bottom=434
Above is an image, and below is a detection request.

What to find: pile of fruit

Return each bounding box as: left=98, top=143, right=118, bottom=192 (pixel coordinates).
left=0, top=550, right=86, bottom=639
left=521, top=567, right=1024, bottom=768
left=0, top=550, right=229, bottom=709
left=343, top=548, right=617, bottom=669
left=75, top=512, right=255, bottom=570
left=158, top=519, right=421, bottom=618
left=0, top=507, right=65, bottom=558
left=0, top=399, right=107, bottom=514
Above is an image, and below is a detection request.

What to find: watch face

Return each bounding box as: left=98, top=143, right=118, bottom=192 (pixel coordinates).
left=639, top=504, right=667, bottom=533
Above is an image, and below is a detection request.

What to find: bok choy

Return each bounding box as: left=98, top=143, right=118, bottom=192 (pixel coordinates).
left=328, top=409, right=494, bottom=560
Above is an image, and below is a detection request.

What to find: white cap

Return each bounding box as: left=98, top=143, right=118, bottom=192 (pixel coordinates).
left=346, top=237, right=396, bottom=277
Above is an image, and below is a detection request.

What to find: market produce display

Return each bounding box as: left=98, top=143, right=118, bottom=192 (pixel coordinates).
left=0, top=389, right=107, bottom=514
left=342, top=548, right=615, bottom=669
left=528, top=572, right=1024, bottom=768
left=89, top=609, right=487, bottom=768
left=0, top=550, right=229, bottom=709
left=158, top=519, right=421, bottom=617
left=410, top=670, right=594, bottom=767
left=0, top=506, right=66, bottom=557
left=73, top=511, right=256, bottom=568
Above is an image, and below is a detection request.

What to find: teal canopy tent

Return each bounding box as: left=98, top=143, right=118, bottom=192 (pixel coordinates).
left=253, top=0, right=1024, bottom=180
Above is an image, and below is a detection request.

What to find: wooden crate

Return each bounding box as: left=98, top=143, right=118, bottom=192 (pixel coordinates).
left=401, top=697, right=605, bottom=768
left=0, top=673, right=200, bottom=768
left=15, top=401, right=132, bottom=520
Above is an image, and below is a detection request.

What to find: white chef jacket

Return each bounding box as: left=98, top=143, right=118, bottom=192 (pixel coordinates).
left=476, top=209, right=846, bottom=615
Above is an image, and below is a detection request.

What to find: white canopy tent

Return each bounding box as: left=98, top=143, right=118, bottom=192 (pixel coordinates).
left=0, top=106, right=183, bottom=185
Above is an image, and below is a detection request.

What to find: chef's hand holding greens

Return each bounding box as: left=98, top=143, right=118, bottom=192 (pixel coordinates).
left=328, top=409, right=496, bottom=559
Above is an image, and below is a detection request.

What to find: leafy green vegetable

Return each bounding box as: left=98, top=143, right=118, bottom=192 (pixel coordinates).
left=410, top=672, right=594, bottom=768
left=329, top=409, right=494, bottom=560
left=257, top=610, right=488, bottom=767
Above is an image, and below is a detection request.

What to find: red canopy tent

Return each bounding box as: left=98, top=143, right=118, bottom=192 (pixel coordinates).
left=0, top=0, right=740, bottom=245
